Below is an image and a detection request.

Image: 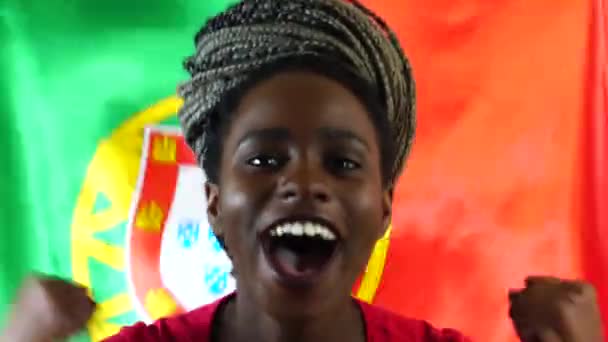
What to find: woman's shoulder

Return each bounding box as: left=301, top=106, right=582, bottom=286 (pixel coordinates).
left=102, top=294, right=232, bottom=342
left=357, top=300, right=471, bottom=342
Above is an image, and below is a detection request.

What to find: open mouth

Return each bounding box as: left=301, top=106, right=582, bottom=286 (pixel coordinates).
left=261, top=220, right=340, bottom=284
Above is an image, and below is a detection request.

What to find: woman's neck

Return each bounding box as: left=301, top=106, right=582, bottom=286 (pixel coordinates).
left=215, top=293, right=366, bottom=342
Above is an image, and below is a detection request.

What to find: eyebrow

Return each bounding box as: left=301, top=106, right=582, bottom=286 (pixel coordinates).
left=318, top=127, right=370, bottom=151
left=237, top=128, right=291, bottom=146
left=236, top=127, right=370, bottom=150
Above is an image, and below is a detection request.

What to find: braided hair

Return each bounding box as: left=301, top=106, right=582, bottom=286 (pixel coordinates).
left=178, top=0, right=415, bottom=186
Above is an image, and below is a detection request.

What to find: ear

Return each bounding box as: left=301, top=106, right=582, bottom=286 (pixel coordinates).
left=379, top=186, right=393, bottom=239
left=205, top=182, right=222, bottom=238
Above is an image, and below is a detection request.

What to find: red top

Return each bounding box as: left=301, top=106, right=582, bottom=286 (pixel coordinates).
left=103, top=294, right=470, bottom=341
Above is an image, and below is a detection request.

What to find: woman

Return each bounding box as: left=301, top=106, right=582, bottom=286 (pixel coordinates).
left=2, top=0, right=603, bottom=341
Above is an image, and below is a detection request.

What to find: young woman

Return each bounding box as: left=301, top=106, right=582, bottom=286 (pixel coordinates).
left=3, top=0, right=603, bottom=341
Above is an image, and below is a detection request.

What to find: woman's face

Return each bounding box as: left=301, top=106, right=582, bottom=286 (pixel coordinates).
left=206, top=71, right=391, bottom=319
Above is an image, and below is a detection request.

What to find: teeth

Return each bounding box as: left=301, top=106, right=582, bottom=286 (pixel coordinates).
left=292, top=223, right=303, bottom=236
left=269, top=221, right=337, bottom=241
left=304, top=223, right=315, bottom=236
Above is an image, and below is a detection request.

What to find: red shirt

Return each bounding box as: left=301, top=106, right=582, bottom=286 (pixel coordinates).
left=103, top=294, right=470, bottom=341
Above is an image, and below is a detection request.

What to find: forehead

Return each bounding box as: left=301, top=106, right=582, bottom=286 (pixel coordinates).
left=228, top=71, right=378, bottom=141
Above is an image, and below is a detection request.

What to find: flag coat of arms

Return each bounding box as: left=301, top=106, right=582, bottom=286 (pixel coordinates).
left=126, top=127, right=235, bottom=322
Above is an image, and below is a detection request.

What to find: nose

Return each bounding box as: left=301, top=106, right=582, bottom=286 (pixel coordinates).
left=278, top=160, right=331, bottom=204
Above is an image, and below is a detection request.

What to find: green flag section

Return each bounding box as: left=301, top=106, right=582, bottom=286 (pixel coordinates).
left=2, top=0, right=607, bottom=342
left=0, top=0, right=238, bottom=340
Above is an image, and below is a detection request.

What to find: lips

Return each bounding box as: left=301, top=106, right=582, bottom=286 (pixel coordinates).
left=260, top=218, right=341, bottom=286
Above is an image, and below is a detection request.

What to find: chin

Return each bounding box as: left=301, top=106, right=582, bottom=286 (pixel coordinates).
left=263, top=289, right=338, bottom=321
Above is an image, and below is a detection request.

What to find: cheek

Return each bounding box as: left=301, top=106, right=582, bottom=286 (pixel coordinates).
left=340, top=185, right=385, bottom=278
left=220, top=185, right=250, bottom=214
left=345, top=184, right=386, bottom=242
left=217, top=178, right=271, bottom=268
left=218, top=185, right=256, bottom=256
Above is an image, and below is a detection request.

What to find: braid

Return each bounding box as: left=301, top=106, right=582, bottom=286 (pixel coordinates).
left=178, top=0, right=415, bottom=185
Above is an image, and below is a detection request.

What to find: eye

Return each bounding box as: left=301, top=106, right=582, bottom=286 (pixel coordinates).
left=246, top=155, right=285, bottom=169
left=328, top=157, right=361, bottom=172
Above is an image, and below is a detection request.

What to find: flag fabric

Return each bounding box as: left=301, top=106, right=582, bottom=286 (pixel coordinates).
left=0, top=1, right=238, bottom=340
left=584, top=0, right=608, bottom=338
left=1, top=1, right=606, bottom=342
left=360, top=0, right=607, bottom=341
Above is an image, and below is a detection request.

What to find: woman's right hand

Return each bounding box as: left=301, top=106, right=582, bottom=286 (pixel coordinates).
left=2, top=274, right=96, bottom=342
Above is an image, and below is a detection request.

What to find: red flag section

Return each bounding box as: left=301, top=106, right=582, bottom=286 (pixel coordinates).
left=584, top=0, right=608, bottom=339
left=359, top=0, right=607, bottom=341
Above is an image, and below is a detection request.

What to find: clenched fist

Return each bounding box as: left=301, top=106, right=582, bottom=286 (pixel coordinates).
left=509, top=276, right=604, bottom=342
left=2, top=274, right=96, bottom=342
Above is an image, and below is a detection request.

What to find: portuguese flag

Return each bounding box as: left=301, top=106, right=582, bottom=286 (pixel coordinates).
left=1, top=0, right=606, bottom=341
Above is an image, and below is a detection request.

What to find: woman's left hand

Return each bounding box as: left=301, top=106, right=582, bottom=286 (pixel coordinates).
left=509, top=276, right=604, bottom=342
